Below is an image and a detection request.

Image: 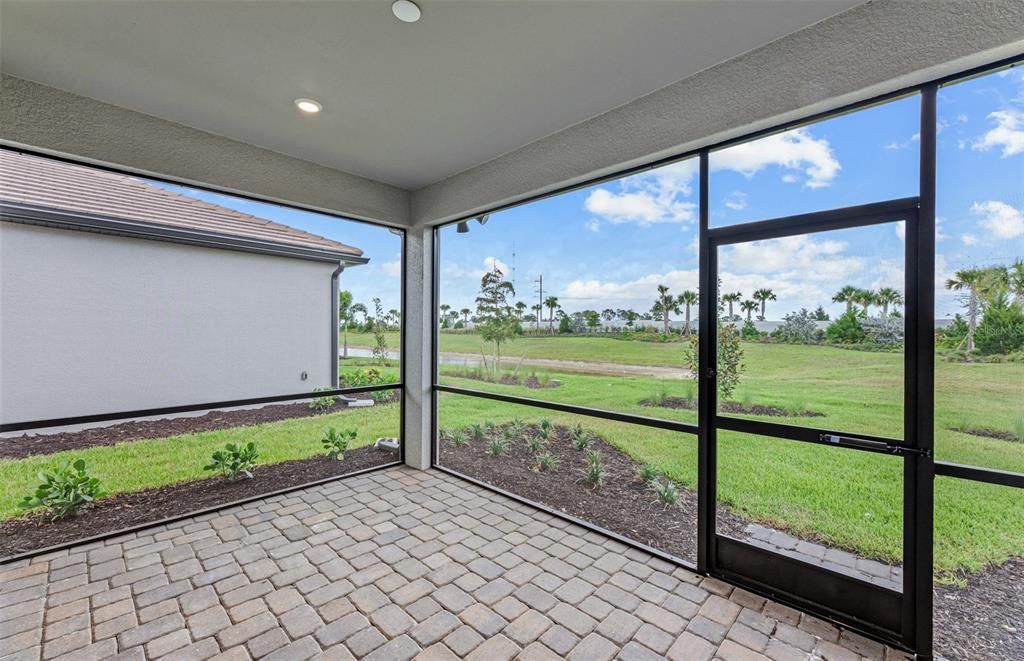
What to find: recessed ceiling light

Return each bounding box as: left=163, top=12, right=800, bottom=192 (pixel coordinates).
left=294, top=98, right=322, bottom=114
left=392, top=0, right=421, bottom=23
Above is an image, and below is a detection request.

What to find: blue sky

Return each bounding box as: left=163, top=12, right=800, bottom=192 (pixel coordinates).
left=156, top=65, right=1021, bottom=322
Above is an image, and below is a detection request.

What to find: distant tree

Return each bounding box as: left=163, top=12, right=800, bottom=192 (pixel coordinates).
left=476, top=266, right=518, bottom=379
left=584, top=310, right=601, bottom=332
left=338, top=290, right=354, bottom=359
left=388, top=309, right=401, bottom=329
left=618, top=308, right=640, bottom=329
left=974, top=294, right=1024, bottom=355
left=440, top=304, right=451, bottom=328
left=653, top=285, right=679, bottom=333
left=370, top=298, right=390, bottom=366
left=752, top=288, right=777, bottom=321
left=601, top=309, right=617, bottom=326
left=832, top=286, right=859, bottom=315
left=1009, top=259, right=1024, bottom=307
left=531, top=304, right=543, bottom=331
left=721, top=292, right=742, bottom=320
left=544, top=296, right=560, bottom=334
left=945, top=268, right=987, bottom=351
left=677, top=290, right=698, bottom=335
left=515, top=301, right=528, bottom=320
left=351, top=302, right=368, bottom=329
left=740, top=299, right=758, bottom=322
left=853, top=289, right=876, bottom=317
left=778, top=308, right=818, bottom=343
left=460, top=308, right=471, bottom=325
left=811, top=305, right=830, bottom=321
left=826, top=310, right=866, bottom=344
left=875, top=287, right=903, bottom=316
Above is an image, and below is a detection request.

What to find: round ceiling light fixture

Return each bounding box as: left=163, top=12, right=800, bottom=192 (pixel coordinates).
left=294, top=98, right=322, bottom=114
left=392, top=0, right=421, bottom=23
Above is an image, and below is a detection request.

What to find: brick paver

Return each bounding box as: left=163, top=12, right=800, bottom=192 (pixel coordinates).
left=0, top=467, right=911, bottom=659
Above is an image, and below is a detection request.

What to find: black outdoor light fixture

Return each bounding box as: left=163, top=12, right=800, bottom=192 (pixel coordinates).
left=456, top=214, right=489, bottom=234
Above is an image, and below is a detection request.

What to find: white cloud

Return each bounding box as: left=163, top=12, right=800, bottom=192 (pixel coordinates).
left=482, top=256, right=511, bottom=275
left=585, top=218, right=601, bottom=232
left=713, top=127, right=840, bottom=189
left=972, top=200, right=1024, bottom=239
left=584, top=160, right=699, bottom=225
left=380, top=259, right=401, bottom=277
left=972, top=109, right=1024, bottom=157
left=724, top=191, right=747, bottom=211
left=781, top=174, right=799, bottom=184
left=961, top=233, right=978, bottom=246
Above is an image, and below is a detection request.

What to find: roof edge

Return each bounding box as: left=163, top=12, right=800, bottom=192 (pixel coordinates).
left=0, top=202, right=370, bottom=265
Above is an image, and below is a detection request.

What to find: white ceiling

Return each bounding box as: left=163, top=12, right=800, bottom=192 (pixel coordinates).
left=0, top=0, right=862, bottom=190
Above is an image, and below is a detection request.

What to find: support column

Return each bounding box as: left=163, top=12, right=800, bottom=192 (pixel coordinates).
left=402, top=225, right=434, bottom=469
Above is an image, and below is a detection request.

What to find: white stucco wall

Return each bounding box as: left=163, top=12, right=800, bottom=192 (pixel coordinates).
left=0, top=222, right=338, bottom=423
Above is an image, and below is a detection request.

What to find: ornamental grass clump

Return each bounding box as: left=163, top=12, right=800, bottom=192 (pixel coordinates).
left=487, top=436, right=509, bottom=457
left=571, top=424, right=591, bottom=450
left=652, top=479, right=680, bottom=506
left=205, top=442, right=259, bottom=479
left=581, top=449, right=605, bottom=487
left=19, top=459, right=106, bottom=521
left=536, top=451, right=561, bottom=472
left=526, top=434, right=547, bottom=453
left=637, top=464, right=660, bottom=484
left=449, top=429, right=470, bottom=447
left=322, top=427, right=356, bottom=460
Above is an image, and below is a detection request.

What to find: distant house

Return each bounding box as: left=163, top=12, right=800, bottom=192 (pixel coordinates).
left=0, top=150, right=367, bottom=425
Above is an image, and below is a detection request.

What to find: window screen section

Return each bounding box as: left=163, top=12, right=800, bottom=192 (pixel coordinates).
left=437, top=157, right=701, bottom=425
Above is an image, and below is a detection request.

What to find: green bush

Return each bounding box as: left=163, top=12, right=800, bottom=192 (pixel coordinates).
left=826, top=311, right=866, bottom=344
left=309, top=387, right=338, bottom=413
left=974, top=296, right=1024, bottom=356
left=683, top=324, right=745, bottom=399
left=322, top=427, right=356, bottom=460
left=937, top=315, right=969, bottom=350
left=741, top=320, right=761, bottom=340
left=19, top=459, right=106, bottom=520
left=205, top=442, right=259, bottom=479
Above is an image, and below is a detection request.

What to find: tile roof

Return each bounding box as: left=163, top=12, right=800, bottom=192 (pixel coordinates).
left=0, top=149, right=362, bottom=258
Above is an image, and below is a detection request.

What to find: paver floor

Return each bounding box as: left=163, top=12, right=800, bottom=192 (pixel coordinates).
left=0, top=466, right=912, bottom=660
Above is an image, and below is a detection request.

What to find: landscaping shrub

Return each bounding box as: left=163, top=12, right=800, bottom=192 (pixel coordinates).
left=535, top=451, right=560, bottom=472
left=581, top=449, right=605, bottom=487
left=937, top=315, right=970, bottom=350
left=19, top=459, right=105, bottom=521
left=741, top=320, right=762, bottom=340
left=826, top=311, right=867, bottom=344
left=862, top=315, right=904, bottom=346
left=321, top=427, right=356, bottom=460
left=974, top=296, right=1024, bottom=355
left=309, top=387, right=338, bottom=414
left=204, top=442, right=259, bottom=479
left=571, top=424, right=591, bottom=450
left=652, top=479, right=679, bottom=506
left=637, top=464, right=660, bottom=483
left=778, top=308, right=819, bottom=343
left=683, top=323, right=745, bottom=399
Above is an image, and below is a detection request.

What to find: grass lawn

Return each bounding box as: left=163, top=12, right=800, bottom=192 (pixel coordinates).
left=0, top=403, right=400, bottom=521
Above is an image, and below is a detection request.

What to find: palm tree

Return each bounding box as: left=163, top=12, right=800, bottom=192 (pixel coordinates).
left=677, top=291, right=698, bottom=334
left=875, top=287, right=903, bottom=316
left=514, top=301, right=528, bottom=320
left=439, top=304, right=451, bottom=328
left=460, top=308, right=471, bottom=325
left=740, top=299, right=758, bottom=322
left=531, top=304, right=543, bottom=331
left=653, top=285, right=680, bottom=333
left=1008, top=259, right=1024, bottom=306
left=752, top=288, right=776, bottom=321
left=945, top=268, right=985, bottom=351
left=721, top=292, right=742, bottom=320
left=544, top=296, right=560, bottom=333
left=853, top=289, right=876, bottom=316
left=350, top=302, right=367, bottom=330
left=832, top=285, right=859, bottom=315
left=338, top=290, right=354, bottom=359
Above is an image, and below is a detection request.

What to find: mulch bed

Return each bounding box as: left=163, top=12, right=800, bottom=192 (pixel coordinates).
left=945, top=426, right=1020, bottom=443
left=640, top=397, right=824, bottom=418
left=934, top=559, right=1024, bottom=660
left=0, top=396, right=398, bottom=460
left=445, top=370, right=560, bottom=389
left=0, top=447, right=397, bottom=560
left=439, top=423, right=747, bottom=562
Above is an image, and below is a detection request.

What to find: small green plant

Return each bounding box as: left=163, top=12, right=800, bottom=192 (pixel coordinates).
left=19, top=459, right=106, bottom=520
left=487, top=436, right=509, bottom=457
left=468, top=423, right=486, bottom=441
left=539, top=418, right=553, bottom=434
left=1014, top=414, right=1024, bottom=443
left=536, top=451, right=561, bottom=472
left=526, top=434, right=547, bottom=452
left=205, top=442, right=259, bottom=479
left=637, top=464, right=660, bottom=483
left=571, top=424, right=591, bottom=450
left=581, top=449, right=605, bottom=487
left=653, top=479, right=680, bottom=506
left=322, top=427, right=356, bottom=460
left=449, top=429, right=470, bottom=447
left=309, top=387, right=337, bottom=413
left=651, top=384, right=670, bottom=407
left=509, top=418, right=526, bottom=435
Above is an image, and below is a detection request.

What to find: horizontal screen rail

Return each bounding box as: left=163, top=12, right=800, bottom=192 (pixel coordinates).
left=935, top=461, right=1024, bottom=489
left=434, top=385, right=699, bottom=434
left=0, top=383, right=404, bottom=433
left=707, top=198, right=919, bottom=246
left=715, top=416, right=926, bottom=456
